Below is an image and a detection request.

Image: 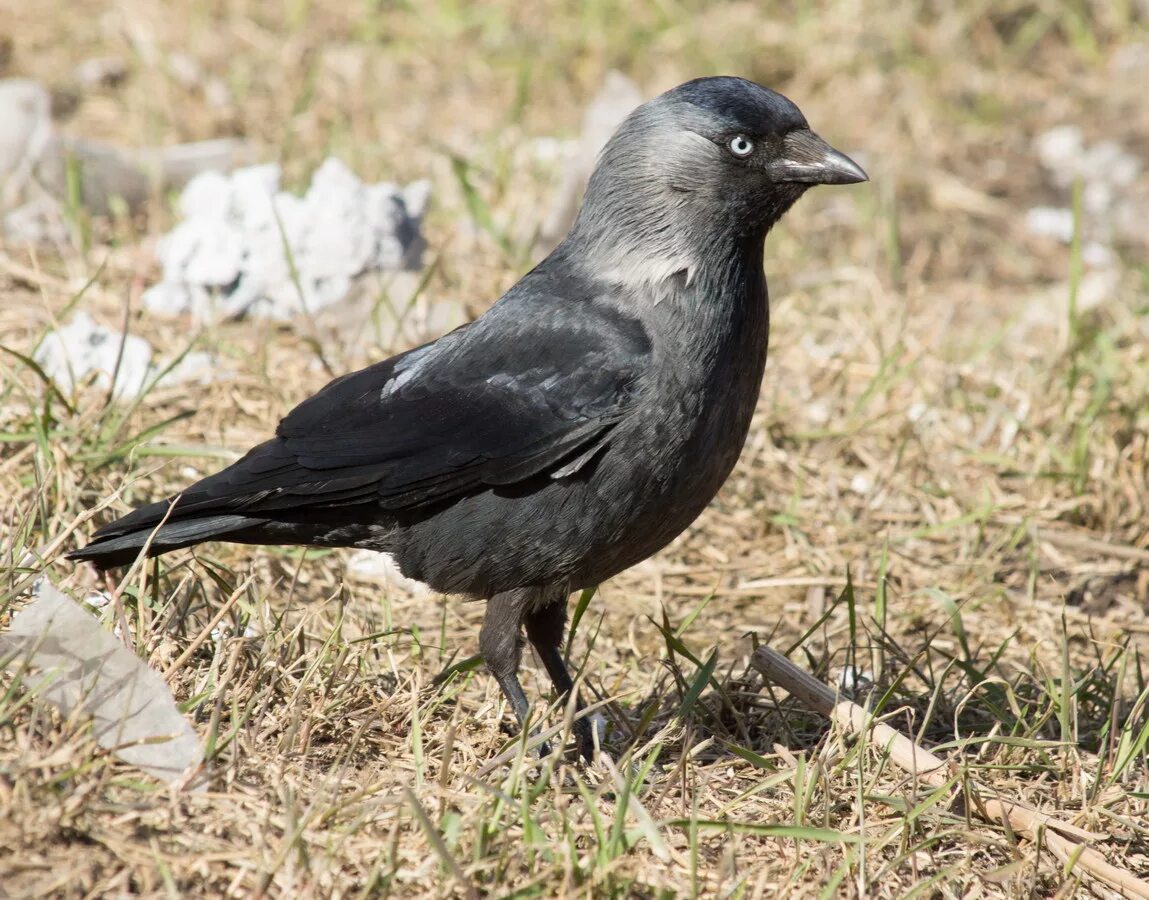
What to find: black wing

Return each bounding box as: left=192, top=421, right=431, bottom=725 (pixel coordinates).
left=109, top=296, right=650, bottom=529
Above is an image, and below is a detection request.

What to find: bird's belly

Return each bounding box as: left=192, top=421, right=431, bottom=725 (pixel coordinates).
left=382, top=375, right=758, bottom=597
left=572, top=393, right=753, bottom=580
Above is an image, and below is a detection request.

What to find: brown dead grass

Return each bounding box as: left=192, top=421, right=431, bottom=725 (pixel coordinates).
left=1, top=0, right=1148, bottom=897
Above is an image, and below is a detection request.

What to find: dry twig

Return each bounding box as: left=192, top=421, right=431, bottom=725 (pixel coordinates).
left=751, top=646, right=1149, bottom=899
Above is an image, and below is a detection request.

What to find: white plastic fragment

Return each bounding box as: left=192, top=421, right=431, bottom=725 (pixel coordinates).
left=837, top=666, right=874, bottom=694
left=83, top=590, right=112, bottom=610
left=142, top=158, right=430, bottom=323
left=345, top=550, right=434, bottom=597
left=210, top=623, right=258, bottom=642
left=1024, top=206, right=1074, bottom=243
left=1034, top=125, right=1085, bottom=187
left=34, top=312, right=154, bottom=398
left=33, top=313, right=231, bottom=399
left=0, top=578, right=203, bottom=787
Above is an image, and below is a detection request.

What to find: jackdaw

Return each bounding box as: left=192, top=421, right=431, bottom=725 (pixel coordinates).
left=70, top=76, right=867, bottom=757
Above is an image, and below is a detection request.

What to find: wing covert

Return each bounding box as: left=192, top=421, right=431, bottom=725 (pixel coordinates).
left=176, top=296, right=651, bottom=516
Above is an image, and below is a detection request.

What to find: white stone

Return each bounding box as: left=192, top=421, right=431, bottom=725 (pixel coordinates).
left=1035, top=125, right=1083, bottom=185
left=159, top=217, right=245, bottom=286
left=143, top=158, right=428, bottom=323
left=1024, top=206, right=1074, bottom=243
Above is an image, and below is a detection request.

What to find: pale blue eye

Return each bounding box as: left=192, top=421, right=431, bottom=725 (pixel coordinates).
left=728, top=135, right=754, bottom=158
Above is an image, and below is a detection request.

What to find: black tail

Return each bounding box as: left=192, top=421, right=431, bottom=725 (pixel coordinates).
left=68, top=499, right=266, bottom=570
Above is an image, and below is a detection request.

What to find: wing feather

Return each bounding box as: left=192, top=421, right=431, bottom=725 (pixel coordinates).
left=117, top=297, right=651, bottom=528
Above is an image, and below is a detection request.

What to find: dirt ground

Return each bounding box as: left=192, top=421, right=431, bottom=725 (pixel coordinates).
left=1, top=1, right=1148, bottom=897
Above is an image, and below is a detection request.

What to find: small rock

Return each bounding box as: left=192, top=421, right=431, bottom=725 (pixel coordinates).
left=805, top=400, right=831, bottom=427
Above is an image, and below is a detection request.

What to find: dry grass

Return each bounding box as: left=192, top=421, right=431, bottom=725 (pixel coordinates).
left=2, top=0, right=1149, bottom=896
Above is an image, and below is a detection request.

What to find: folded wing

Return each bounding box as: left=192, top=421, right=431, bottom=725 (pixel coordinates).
left=88, top=298, right=651, bottom=541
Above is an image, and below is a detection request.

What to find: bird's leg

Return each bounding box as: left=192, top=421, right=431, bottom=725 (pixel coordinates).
left=480, top=589, right=532, bottom=737
left=524, top=593, right=597, bottom=761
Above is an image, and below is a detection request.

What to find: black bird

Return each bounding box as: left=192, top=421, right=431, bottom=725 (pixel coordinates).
left=70, top=77, right=866, bottom=756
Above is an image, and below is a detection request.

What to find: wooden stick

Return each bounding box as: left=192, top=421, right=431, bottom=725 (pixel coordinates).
left=750, top=645, right=1149, bottom=899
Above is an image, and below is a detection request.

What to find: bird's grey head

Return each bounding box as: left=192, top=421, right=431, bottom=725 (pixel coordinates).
left=567, top=76, right=867, bottom=288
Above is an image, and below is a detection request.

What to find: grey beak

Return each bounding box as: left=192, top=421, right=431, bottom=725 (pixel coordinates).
left=770, top=130, right=868, bottom=185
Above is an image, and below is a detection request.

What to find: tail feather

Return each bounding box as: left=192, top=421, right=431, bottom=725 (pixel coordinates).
left=68, top=512, right=267, bottom=569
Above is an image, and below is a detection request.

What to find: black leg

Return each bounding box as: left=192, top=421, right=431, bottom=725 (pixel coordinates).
left=480, top=589, right=532, bottom=734
left=524, top=592, right=597, bottom=760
